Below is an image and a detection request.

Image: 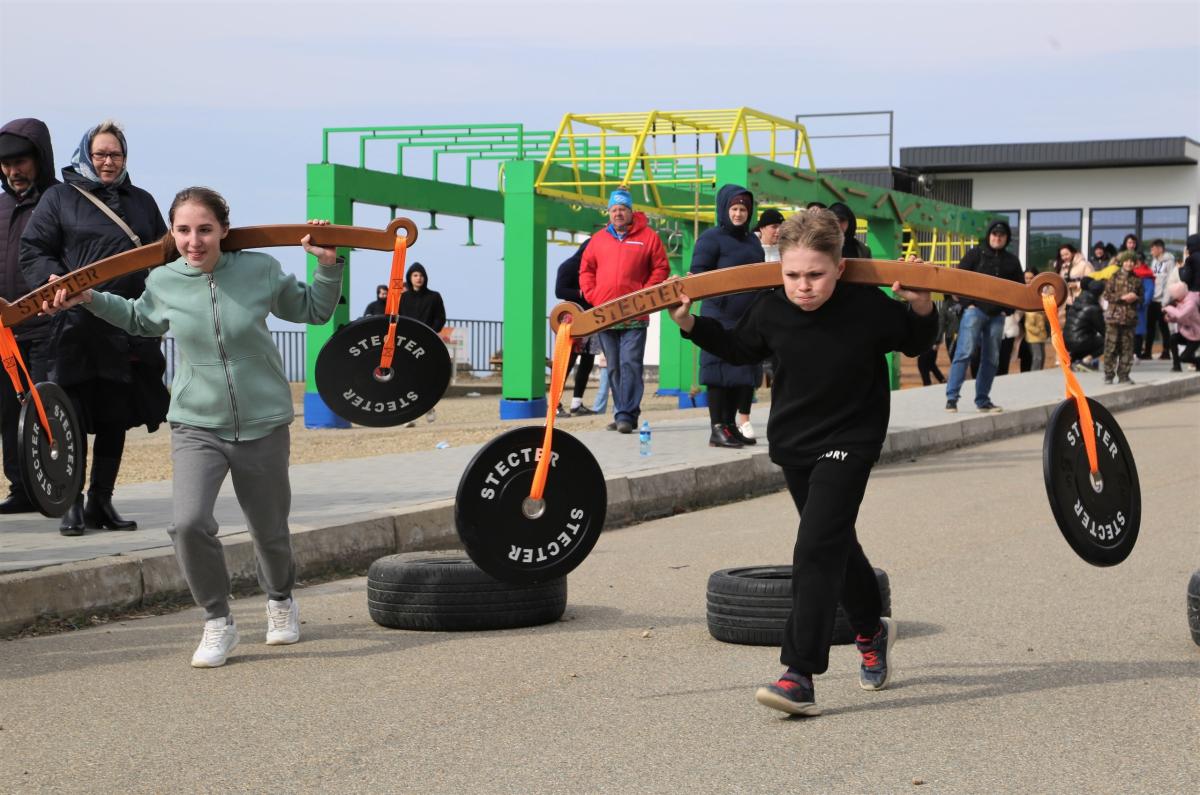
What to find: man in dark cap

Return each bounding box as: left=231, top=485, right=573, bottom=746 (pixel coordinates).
left=943, top=220, right=1024, bottom=413
left=755, top=208, right=785, bottom=261
left=0, top=118, right=56, bottom=512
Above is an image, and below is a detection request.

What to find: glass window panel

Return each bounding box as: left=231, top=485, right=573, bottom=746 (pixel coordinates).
left=1028, top=226, right=1082, bottom=271
left=1141, top=207, right=1188, bottom=225
left=1141, top=226, right=1188, bottom=259
left=1029, top=209, right=1082, bottom=228
left=1090, top=208, right=1136, bottom=226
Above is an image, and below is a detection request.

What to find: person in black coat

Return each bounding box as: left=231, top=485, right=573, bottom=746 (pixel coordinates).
left=397, top=262, right=446, bottom=332
left=943, top=219, right=1024, bottom=412
left=689, top=184, right=765, bottom=448
left=362, top=284, right=388, bottom=317
left=0, top=118, right=56, bottom=513
left=1179, top=234, right=1200, bottom=293
left=19, top=120, right=169, bottom=536
left=554, top=239, right=601, bottom=416
left=1064, top=278, right=1105, bottom=368
left=828, top=202, right=872, bottom=259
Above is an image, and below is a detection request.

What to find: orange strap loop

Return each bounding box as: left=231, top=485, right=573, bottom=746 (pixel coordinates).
left=0, top=325, right=54, bottom=446
left=1042, top=291, right=1099, bottom=475
left=378, top=235, right=408, bottom=372
left=529, top=317, right=574, bottom=502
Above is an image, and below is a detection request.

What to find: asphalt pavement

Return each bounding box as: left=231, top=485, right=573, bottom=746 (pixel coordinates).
left=1, top=396, right=1196, bottom=793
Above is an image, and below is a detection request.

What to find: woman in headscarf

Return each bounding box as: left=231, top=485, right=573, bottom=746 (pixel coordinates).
left=20, top=120, right=169, bottom=536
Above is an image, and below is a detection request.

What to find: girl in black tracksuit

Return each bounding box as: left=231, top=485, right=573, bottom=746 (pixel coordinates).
left=669, top=208, right=936, bottom=716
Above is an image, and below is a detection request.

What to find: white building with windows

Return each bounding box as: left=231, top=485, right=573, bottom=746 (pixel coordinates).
left=898, top=137, right=1199, bottom=269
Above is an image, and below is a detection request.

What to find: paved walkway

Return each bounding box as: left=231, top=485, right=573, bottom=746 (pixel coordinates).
left=1, top=359, right=1197, bottom=632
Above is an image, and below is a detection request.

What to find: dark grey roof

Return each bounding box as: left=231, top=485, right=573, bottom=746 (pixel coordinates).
left=817, top=167, right=898, bottom=189
left=900, top=137, right=1199, bottom=173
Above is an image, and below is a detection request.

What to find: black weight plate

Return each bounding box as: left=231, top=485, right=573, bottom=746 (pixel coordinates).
left=17, top=382, right=84, bottom=518
left=455, top=426, right=606, bottom=584
left=1042, top=398, right=1140, bottom=567
left=315, top=315, right=450, bottom=427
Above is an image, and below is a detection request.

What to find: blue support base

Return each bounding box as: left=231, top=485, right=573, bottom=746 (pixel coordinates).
left=656, top=388, right=681, bottom=396
left=677, top=391, right=708, bottom=409
left=303, top=392, right=351, bottom=429
left=499, top=397, right=548, bottom=420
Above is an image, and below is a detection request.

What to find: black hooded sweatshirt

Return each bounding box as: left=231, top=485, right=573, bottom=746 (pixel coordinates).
left=829, top=202, right=872, bottom=259
left=363, top=284, right=389, bottom=317
left=954, top=220, right=1024, bottom=316
left=555, top=239, right=592, bottom=309
left=0, top=118, right=56, bottom=341
left=398, top=262, right=446, bottom=332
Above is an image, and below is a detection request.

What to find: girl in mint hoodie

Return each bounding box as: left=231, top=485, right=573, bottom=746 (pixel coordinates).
left=46, top=187, right=343, bottom=668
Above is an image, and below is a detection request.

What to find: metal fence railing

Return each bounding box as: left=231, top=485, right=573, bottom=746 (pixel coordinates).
left=445, top=318, right=504, bottom=375
left=160, top=330, right=308, bottom=384
left=160, top=322, right=516, bottom=383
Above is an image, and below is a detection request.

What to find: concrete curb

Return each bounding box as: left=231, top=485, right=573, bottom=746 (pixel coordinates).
left=3, top=375, right=1198, bottom=635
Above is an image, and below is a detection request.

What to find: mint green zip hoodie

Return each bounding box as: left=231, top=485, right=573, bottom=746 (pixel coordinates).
left=86, top=251, right=344, bottom=441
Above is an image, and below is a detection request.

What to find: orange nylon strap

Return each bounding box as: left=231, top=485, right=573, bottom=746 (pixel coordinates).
left=0, top=326, right=54, bottom=446
left=378, top=236, right=408, bottom=372
left=1043, top=292, right=1099, bottom=475
left=529, top=317, right=574, bottom=501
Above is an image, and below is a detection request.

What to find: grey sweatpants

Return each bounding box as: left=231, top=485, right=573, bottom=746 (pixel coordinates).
left=169, top=423, right=295, bottom=620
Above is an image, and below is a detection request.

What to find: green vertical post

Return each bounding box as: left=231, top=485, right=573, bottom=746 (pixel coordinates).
left=499, top=159, right=547, bottom=418
left=304, top=164, right=353, bottom=428
left=866, top=219, right=904, bottom=390
left=656, top=227, right=701, bottom=406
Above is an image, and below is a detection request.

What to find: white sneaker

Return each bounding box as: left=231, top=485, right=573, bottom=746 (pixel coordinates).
left=265, top=598, right=300, bottom=645
left=738, top=421, right=756, bottom=441
left=191, top=617, right=239, bottom=668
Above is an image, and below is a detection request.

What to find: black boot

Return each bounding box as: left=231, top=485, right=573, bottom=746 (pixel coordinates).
left=60, top=495, right=85, bottom=536
left=0, top=488, right=38, bottom=514
left=708, top=424, right=743, bottom=449
left=83, top=457, right=137, bottom=531
left=728, top=423, right=757, bottom=446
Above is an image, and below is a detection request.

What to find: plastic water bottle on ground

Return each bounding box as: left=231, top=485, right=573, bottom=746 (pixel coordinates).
left=639, top=420, right=652, bottom=457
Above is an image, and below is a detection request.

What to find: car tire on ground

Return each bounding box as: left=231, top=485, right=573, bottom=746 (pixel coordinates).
left=367, top=555, right=567, bottom=631
left=1188, top=570, right=1200, bottom=647
left=706, top=565, right=891, bottom=647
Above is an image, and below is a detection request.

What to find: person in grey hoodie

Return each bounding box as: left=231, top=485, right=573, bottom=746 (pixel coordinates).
left=0, top=118, right=56, bottom=513
left=45, top=187, right=343, bottom=669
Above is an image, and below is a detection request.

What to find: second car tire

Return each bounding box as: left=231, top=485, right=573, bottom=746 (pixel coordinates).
left=367, top=555, right=567, bottom=631
left=707, top=565, right=891, bottom=647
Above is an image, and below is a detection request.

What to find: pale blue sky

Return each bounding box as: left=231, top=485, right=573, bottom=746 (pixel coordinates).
left=2, top=0, right=1198, bottom=323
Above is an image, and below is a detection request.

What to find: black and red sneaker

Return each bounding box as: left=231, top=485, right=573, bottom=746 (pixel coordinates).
left=856, top=617, right=896, bottom=691
left=754, top=674, right=820, bottom=716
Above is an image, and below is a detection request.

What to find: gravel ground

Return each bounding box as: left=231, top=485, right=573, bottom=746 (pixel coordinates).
left=116, top=347, right=954, bottom=486
left=117, top=377, right=743, bottom=485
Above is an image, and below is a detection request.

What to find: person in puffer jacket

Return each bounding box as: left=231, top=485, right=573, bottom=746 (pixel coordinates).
left=1065, top=278, right=1105, bottom=370
left=1163, top=282, right=1200, bottom=371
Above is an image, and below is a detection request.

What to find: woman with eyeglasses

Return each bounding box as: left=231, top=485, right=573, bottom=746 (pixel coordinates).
left=19, top=119, right=169, bottom=536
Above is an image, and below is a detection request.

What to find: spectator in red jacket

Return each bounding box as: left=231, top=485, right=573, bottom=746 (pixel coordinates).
left=579, top=187, right=669, bottom=433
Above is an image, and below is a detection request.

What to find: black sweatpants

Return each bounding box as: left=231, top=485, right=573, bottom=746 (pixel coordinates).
left=781, top=453, right=882, bottom=674
left=1143, top=301, right=1168, bottom=357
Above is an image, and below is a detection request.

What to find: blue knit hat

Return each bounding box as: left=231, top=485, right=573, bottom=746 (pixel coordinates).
left=607, top=188, right=633, bottom=209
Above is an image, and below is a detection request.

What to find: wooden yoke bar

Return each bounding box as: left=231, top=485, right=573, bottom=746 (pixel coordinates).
left=549, top=259, right=1066, bottom=336
left=0, top=218, right=419, bottom=327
